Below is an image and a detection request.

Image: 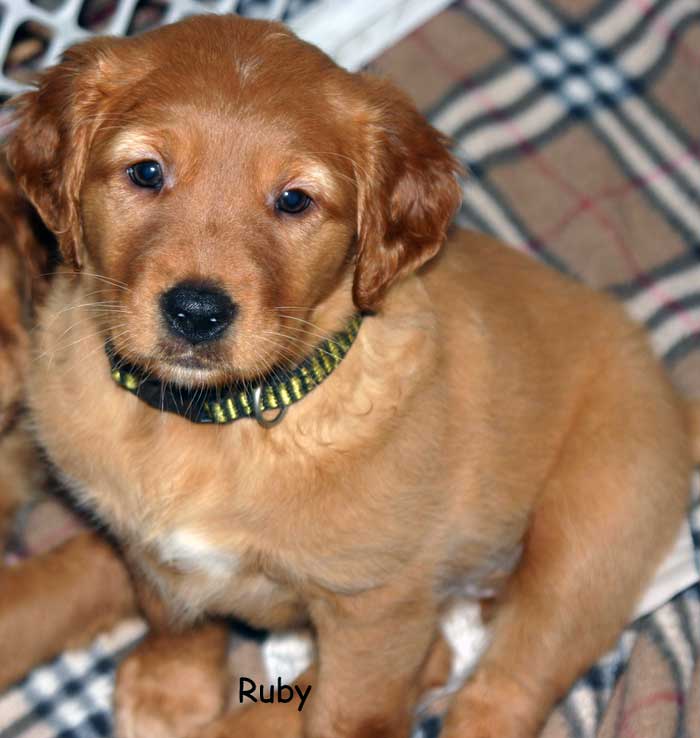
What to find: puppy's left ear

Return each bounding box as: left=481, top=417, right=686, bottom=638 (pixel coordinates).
left=352, top=77, right=463, bottom=312
left=6, top=38, right=126, bottom=268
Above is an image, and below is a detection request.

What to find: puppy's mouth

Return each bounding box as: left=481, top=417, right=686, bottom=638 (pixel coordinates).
left=106, top=333, right=235, bottom=387
left=159, top=343, right=226, bottom=371
left=161, top=360, right=226, bottom=386
left=168, top=356, right=211, bottom=370
left=151, top=343, right=237, bottom=386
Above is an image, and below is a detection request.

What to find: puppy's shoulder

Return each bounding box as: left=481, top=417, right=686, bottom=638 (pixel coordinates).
left=425, top=229, right=634, bottom=339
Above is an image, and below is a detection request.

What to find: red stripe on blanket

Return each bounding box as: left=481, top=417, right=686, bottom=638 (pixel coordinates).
left=619, top=690, right=685, bottom=738
left=411, top=27, right=699, bottom=334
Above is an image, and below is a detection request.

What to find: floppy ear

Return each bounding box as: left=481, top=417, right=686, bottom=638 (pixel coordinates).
left=6, top=39, right=124, bottom=267
left=352, top=77, right=463, bottom=312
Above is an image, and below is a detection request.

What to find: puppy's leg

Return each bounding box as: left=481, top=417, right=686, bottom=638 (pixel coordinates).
left=300, top=582, right=440, bottom=738
left=195, top=633, right=453, bottom=738
left=443, top=364, right=690, bottom=738
left=196, top=668, right=313, bottom=738
left=114, top=578, right=230, bottom=738
left=0, top=532, right=136, bottom=689
left=115, top=620, right=230, bottom=738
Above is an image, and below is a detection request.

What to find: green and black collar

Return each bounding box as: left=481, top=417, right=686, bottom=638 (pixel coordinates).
left=107, top=314, right=363, bottom=427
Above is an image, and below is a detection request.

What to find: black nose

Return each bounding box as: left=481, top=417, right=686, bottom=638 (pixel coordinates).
left=160, top=283, right=236, bottom=345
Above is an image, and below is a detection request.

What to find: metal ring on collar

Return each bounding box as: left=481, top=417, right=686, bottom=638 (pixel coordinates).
left=252, top=385, right=287, bottom=428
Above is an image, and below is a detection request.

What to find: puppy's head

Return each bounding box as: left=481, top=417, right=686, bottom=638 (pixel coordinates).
left=8, top=16, right=461, bottom=386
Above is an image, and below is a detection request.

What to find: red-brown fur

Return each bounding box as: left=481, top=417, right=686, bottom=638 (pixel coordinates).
left=0, top=161, right=43, bottom=420
left=0, top=156, right=138, bottom=691
left=0, top=159, right=43, bottom=543
left=6, top=15, right=696, bottom=738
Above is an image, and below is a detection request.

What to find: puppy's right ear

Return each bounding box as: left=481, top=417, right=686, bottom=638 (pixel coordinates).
left=6, top=39, right=123, bottom=267
left=350, top=77, right=463, bottom=313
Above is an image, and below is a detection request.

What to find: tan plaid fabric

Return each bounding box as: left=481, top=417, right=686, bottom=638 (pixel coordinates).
left=372, top=2, right=700, bottom=736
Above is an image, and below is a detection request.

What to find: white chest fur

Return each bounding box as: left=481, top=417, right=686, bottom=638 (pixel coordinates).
left=155, top=529, right=240, bottom=578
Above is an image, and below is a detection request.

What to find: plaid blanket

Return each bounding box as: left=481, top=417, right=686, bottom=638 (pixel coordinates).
left=2, top=1, right=700, bottom=736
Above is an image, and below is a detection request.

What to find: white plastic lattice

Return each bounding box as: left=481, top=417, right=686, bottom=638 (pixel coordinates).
left=0, top=0, right=453, bottom=98
left=0, top=0, right=316, bottom=97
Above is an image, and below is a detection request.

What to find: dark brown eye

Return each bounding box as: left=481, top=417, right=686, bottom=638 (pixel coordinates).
left=127, top=160, right=163, bottom=189
left=276, top=189, right=311, bottom=214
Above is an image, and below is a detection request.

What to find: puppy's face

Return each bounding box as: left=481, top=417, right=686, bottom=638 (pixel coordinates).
left=9, top=16, right=461, bottom=386
left=79, top=47, right=360, bottom=384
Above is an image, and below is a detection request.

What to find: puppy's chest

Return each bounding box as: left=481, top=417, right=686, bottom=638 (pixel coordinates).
left=152, top=528, right=239, bottom=578
left=137, top=527, right=305, bottom=626
left=36, top=333, right=419, bottom=608
left=96, top=463, right=368, bottom=616
left=51, top=432, right=311, bottom=615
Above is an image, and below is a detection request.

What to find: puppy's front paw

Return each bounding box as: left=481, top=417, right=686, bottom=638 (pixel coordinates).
left=193, top=702, right=303, bottom=738
left=441, top=670, right=543, bottom=738
left=115, top=633, right=228, bottom=738
left=441, top=700, right=528, bottom=738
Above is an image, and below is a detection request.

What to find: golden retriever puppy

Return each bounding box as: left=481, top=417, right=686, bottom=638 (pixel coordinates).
left=6, top=15, right=695, bottom=738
